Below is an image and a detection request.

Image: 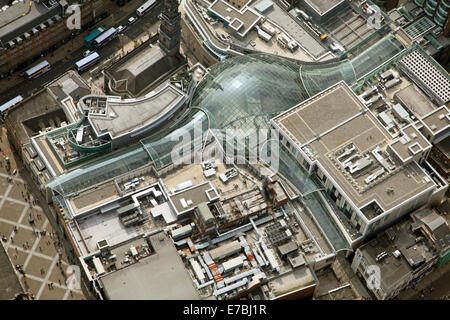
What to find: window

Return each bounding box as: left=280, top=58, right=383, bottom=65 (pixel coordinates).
left=302, top=159, right=310, bottom=171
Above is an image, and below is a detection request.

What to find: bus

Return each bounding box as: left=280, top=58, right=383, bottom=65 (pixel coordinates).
left=75, top=52, right=101, bottom=73
left=24, top=60, right=51, bottom=80
left=93, top=27, right=117, bottom=48
left=84, top=26, right=106, bottom=48
left=136, top=0, right=157, bottom=16
left=0, top=95, right=23, bottom=114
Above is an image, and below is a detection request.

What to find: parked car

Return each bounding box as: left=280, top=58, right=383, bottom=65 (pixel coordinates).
left=117, top=25, right=126, bottom=33
left=128, top=16, right=137, bottom=25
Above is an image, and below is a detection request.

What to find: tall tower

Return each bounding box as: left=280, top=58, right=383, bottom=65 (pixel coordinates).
left=159, top=0, right=181, bottom=56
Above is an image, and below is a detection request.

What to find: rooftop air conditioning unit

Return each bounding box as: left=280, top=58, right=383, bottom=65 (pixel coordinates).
left=393, top=250, right=401, bottom=258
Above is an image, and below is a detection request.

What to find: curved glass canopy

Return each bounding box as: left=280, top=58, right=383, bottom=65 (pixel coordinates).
left=191, top=54, right=310, bottom=132
left=46, top=36, right=407, bottom=250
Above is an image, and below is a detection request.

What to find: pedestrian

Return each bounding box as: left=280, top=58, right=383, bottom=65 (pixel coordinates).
left=58, top=279, right=61, bottom=286
left=10, top=236, right=14, bottom=243
left=70, top=290, right=73, bottom=297
left=39, top=246, right=42, bottom=252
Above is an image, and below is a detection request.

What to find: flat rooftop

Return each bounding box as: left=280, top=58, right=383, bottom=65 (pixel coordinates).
left=169, top=181, right=219, bottom=215
left=251, top=0, right=327, bottom=58
left=272, top=82, right=435, bottom=215
left=268, top=266, right=316, bottom=298
left=421, top=106, right=450, bottom=136
left=359, top=219, right=437, bottom=291
left=389, top=125, right=431, bottom=163
left=87, top=85, right=184, bottom=139
left=5, top=90, right=61, bottom=146
left=274, top=82, right=365, bottom=146
left=359, top=235, right=411, bottom=291
left=99, top=232, right=200, bottom=300
left=208, top=0, right=261, bottom=38
left=69, top=181, right=119, bottom=215
left=0, top=0, right=60, bottom=44
left=33, top=134, right=64, bottom=176
left=47, top=70, right=91, bottom=103
left=73, top=205, right=149, bottom=256
left=394, top=84, right=437, bottom=118
left=303, top=0, right=345, bottom=16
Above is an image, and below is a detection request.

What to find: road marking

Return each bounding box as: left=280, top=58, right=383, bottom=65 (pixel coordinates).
left=0, top=195, right=43, bottom=209
left=3, top=204, right=29, bottom=249
left=0, top=183, right=14, bottom=211
left=0, top=172, right=25, bottom=184
left=7, top=243, right=55, bottom=262
left=20, top=273, right=83, bottom=295
left=35, top=253, right=59, bottom=300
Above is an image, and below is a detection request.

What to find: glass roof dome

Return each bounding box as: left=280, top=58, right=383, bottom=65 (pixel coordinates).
left=191, top=54, right=310, bottom=132
left=46, top=35, right=408, bottom=252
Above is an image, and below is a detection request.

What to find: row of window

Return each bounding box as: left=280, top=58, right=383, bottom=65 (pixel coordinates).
left=0, top=8, right=96, bottom=68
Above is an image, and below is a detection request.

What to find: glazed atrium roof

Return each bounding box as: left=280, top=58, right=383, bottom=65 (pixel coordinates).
left=45, top=34, right=409, bottom=251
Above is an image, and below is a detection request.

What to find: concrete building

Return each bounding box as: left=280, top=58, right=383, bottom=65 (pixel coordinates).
left=97, top=232, right=201, bottom=300
left=104, top=43, right=184, bottom=98
left=78, top=84, right=187, bottom=151
left=266, top=265, right=318, bottom=299
left=351, top=207, right=449, bottom=299
left=271, top=81, right=447, bottom=247
left=0, top=0, right=109, bottom=77
left=224, top=0, right=250, bottom=10
left=207, top=0, right=262, bottom=40
left=3, top=70, right=89, bottom=184
left=297, top=0, right=347, bottom=23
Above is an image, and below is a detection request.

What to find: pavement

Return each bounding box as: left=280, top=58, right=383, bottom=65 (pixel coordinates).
left=396, top=262, right=450, bottom=300
left=0, top=126, right=85, bottom=300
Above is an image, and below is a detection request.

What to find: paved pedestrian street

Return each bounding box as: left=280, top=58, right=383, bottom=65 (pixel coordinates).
left=0, top=128, right=85, bottom=300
